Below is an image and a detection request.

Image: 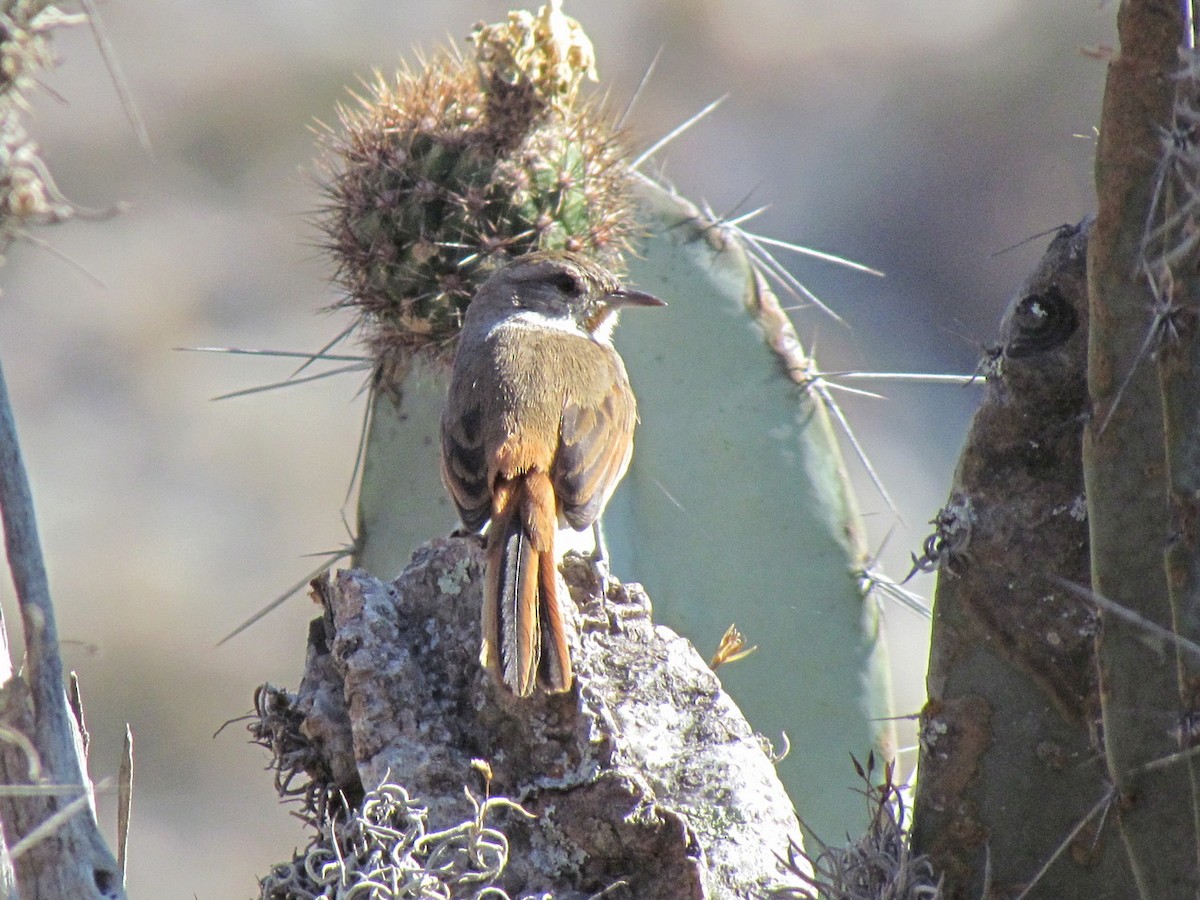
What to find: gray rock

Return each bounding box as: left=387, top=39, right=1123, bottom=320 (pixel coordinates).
left=263, top=536, right=809, bottom=899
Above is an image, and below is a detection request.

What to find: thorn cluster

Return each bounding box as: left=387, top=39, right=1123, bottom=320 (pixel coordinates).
left=315, top=3, right=636, bottom=384
left=1103, top=45, right=1200, bottom=431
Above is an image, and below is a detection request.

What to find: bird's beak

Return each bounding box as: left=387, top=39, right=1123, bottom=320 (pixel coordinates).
left=606, top=288, right=666, bottom=308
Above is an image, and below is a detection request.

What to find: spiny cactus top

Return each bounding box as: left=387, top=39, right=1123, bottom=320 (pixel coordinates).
left=316, top=0, right=636, bottom=386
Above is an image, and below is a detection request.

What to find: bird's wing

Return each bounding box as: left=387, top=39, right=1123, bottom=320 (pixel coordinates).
left=440, top=403, right=492, bottom=532
left=552, top=351, right=637, bottom=530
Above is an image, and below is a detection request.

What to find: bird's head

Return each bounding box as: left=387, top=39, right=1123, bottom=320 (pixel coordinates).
left=468, top=251, right=664, bottom=343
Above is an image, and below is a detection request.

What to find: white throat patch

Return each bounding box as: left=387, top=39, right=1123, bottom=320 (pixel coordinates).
left=504, top=309, right=615, bottom=345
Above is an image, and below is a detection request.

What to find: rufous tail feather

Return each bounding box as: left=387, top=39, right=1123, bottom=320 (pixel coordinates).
left=483, top=473, right=573, bottom=696
left=536, top=546, right=572, bottom=691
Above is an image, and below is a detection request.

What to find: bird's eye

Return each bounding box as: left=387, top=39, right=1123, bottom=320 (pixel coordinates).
left=551, top=271, right=583, bottom=295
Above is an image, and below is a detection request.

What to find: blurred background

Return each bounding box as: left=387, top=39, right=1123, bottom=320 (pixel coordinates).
left=0, top=1, right=1111, bottom=895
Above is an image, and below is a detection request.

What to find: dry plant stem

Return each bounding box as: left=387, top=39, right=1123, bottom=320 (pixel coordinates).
left=0, top=353, right=65, bottom=765
left=1087, top=0, right=1200, bottom=896
left=0, top=357, right=122, bottom=897
left=116, top=725, right=131, bottom=885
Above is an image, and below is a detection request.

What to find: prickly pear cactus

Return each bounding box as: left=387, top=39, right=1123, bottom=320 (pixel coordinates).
left=613, top=178, right=895, bottom=841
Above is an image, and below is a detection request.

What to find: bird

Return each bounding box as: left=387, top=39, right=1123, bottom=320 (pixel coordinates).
left=440, top=251, right=665, bottom=697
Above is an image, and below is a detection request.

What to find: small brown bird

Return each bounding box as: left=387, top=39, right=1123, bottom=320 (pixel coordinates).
left=440, top=252, right=664, bottom=697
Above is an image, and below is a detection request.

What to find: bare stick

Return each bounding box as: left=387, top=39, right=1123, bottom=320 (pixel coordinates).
left=0, top=356, right=122, bottom=895
left=117, top=725, right=131, bottom=885
left=0, top=357, right=74, bottom=782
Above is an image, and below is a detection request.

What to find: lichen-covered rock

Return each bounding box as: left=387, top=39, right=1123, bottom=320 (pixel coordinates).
left=257, top=536, right=809, bottom=898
